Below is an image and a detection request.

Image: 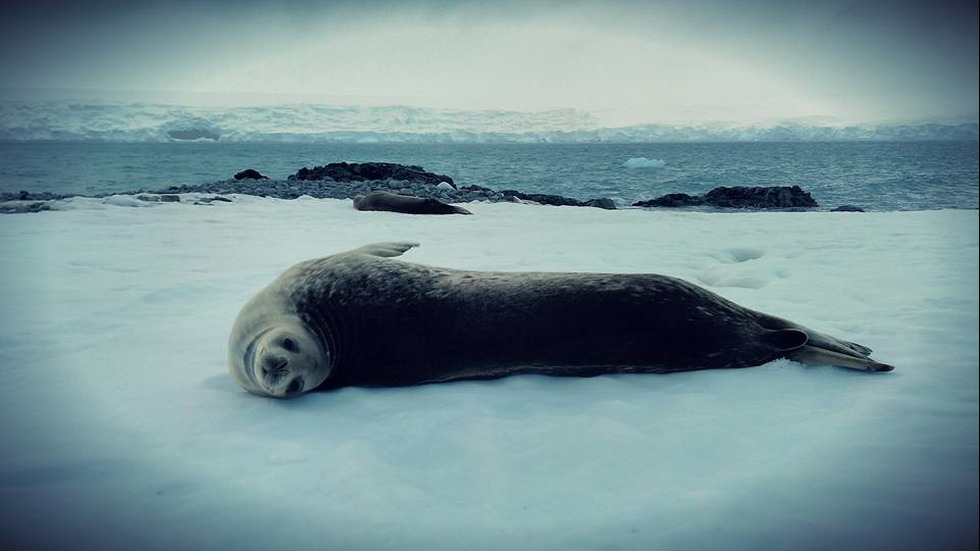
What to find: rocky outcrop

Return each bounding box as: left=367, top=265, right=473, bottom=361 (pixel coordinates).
left=234, top=169, right=268, bottom=180
left=831, top=204, right=865, bottom=212
left=288, top=162, right=455, bottom=189
left=1, top=190, right=65, bottom=202
left=500, top=190, right=617, bottom=210
left=634, top=193, right=700, bottom=208
left=634, top=186, right=817, bottom=209
left=0, top=201, right=52, bottom=214
left=156, top=178, right=617, bottom=209
left=141, top=163, right=615, bottom=209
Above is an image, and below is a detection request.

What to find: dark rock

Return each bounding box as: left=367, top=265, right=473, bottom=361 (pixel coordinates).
left=634, top=186, right=817, bottom=209
left=148, top=172, right=613, bottom=209
left=234, top=169, right=268, bottom=180
left=703, top=186, right=817, bottom=208
left=195, top=196, right=233, bottom=204
left=159, top=194, right=181, bottom=203
left=633, top=193, right=702, bottom=208
left=2, top=190, right=63, bottom=202
left=167, top=128, right=220, bottom=141
left=501, top=190, right=616, bottom=209
left=0, top=201, right=52, bottom=214
left=831, top=204, right=865, bottom=212
left=289, top=162, right=455, bottom=189
left=583, top=198, right=617, bottom=210
left=500, top=190, right=563, bottom=206
left=459, top=184, right=494, bottom=193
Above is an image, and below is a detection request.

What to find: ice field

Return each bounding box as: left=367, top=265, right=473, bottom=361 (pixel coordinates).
left=0, top=197, right=976, bottom=550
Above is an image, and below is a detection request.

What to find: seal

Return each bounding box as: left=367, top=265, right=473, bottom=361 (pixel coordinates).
left=228, top=242, right=894, bottom=398
left=352, top=192, right=472, bottom=215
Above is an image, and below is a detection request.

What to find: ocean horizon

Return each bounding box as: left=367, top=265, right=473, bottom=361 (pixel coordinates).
left=2, top=139, right=977, bottom=211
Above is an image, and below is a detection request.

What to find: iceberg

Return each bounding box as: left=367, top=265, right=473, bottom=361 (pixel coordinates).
left=623, top=157, right=667, bottom=168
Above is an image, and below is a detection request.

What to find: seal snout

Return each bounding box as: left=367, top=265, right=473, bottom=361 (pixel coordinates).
left=246, top=325, right=328, bottom=398
left=260, top=354, right=290, bottom=384
left=257, top=350, right=303, bottom=397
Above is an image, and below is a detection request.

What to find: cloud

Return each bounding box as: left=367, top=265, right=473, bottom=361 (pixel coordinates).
left=1, top=0, right=975, bottom=123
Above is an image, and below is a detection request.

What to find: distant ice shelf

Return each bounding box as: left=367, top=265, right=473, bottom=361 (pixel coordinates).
left=0, top=100, right=976, bottom=143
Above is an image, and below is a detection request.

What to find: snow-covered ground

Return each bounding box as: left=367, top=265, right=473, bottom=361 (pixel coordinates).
left=0, top=198, right=976, bottom=550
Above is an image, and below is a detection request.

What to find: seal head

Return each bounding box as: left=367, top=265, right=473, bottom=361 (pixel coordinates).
left=229, top=314, right=331, bottom=398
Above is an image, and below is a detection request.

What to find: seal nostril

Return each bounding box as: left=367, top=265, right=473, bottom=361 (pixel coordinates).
left=285, top=377, right=304, bottom=394
left=260, top=355, right=290, bottom=384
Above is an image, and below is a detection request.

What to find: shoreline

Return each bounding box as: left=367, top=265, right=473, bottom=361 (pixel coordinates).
left=0, top=162, right=975, bottom=215
left=3, top=190, right=977, bottom=215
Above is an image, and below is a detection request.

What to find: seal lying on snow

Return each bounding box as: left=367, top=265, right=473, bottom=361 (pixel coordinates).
left=353, top=192, right=472, bottom=215
left=228, top=243, right=893, bottom=398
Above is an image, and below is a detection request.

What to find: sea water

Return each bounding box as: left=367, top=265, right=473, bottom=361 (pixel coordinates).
left=0, top=141, right=976, bottom=210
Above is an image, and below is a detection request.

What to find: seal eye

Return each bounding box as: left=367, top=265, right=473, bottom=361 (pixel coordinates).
left=281, top=338, right=299, bottom=353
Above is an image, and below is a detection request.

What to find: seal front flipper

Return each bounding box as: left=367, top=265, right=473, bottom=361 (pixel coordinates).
left=352, top=242, right=420, bottom=258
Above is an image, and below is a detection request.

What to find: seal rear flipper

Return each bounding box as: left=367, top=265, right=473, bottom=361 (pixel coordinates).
left=803, top=330, right=879, bottom=360
left=787, top=345, right=895, bottom=372
left=353, top=242, right=420, bottom=258
left=843, top=340, right=873, bottom=356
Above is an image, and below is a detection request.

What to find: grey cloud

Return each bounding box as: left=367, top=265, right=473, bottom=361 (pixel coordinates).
left=0, top=0, right=975, bottom=122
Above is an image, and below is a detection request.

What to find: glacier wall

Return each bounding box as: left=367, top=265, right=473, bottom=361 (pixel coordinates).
left=0, top=100, right=976, bottom=143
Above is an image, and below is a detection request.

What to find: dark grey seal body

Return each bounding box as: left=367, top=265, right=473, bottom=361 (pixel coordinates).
left=228, top=243, right=893, bottom=398
left=353, top=192, right=472, bottom=215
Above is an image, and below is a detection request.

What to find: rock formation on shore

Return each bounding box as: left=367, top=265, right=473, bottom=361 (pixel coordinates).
left=234, top=169, right=268, bottom=180
left=157, top=163, right=617, bottom=209
left=633, top=186, right=817, bottom=209
left=288, top=162, right=455, bottom=188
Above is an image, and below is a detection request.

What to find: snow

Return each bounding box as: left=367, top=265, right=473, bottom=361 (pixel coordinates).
left=0, top=198, right=976, bottom=550
left=623, top=157, right=667, bottom=169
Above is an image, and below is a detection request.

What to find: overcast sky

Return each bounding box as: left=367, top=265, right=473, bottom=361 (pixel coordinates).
left=1, top=0, right=976, bottom=124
